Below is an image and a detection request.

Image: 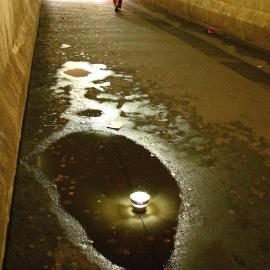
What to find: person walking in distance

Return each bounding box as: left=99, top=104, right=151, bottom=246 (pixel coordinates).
left=113, top=0, right=122, bottom=12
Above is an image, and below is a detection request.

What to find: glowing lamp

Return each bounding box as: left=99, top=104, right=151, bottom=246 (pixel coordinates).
left=130, top=191, right=150, bottom=213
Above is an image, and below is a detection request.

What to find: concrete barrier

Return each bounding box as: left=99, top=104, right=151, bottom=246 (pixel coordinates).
left=134, top=0, right=270, bottom=52
left=0, top=0, right=42, bottom=267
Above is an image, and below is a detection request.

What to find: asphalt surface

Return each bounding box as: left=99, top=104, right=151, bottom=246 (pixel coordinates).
left=4, top=0, right=270, bottom=269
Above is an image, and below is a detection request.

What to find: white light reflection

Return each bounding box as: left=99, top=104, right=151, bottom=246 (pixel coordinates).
left=130, top=191, right=150, bottom=213
left=86, top=192, right=177, bottom=230
left=51, top=61, right=127, bottom=129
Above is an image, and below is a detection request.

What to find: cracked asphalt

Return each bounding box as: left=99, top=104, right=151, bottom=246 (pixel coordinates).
left=4, top=0, right=270, bottom=269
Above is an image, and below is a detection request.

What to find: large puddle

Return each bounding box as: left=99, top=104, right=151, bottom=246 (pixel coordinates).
left=33, top=132, right=181, bottom=269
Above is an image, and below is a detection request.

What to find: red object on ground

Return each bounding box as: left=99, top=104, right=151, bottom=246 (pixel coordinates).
left=207, top=26, right=216, bottom=34
left=113, top=0, right=122, bottom=8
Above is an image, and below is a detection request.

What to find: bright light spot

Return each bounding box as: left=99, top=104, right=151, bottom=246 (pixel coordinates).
left=130, top=191, right=150, bottom=213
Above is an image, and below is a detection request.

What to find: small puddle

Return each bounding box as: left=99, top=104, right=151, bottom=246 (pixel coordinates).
left=34, top=132, right=181, bottom=270
left=64, top=68, right=90, bottom=77
left=76, top=109, right=102, bottom=117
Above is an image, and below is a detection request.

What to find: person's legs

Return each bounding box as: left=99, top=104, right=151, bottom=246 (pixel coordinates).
left=113, top=0, right=122, bottom=12
left=114, top=0, right=118, bottom=12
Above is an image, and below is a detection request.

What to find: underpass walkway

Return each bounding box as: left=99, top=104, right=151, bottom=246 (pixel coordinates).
left=5, top=0, right=270, bottom=269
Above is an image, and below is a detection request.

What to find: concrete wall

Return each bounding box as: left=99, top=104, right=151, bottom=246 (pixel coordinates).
left=0, top=0, right=41, bottom=267
left=135, top=0, right=270, bottom=52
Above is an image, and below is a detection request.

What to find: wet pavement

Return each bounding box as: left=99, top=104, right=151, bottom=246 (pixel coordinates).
left=4, top=0, right=270, bottom=269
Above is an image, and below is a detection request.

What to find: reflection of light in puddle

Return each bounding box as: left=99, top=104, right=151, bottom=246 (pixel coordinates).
left=33, top=61, right=193, bottom=270
left=51, top=61, right=169, bottom=131
left=51, top=61, right=125, bottom=129
left=97, top=93, right=119, bottom=100
left=87, top=193, right=178, bottom=230
left=125, top=93, right=148, bottom=100
left=121, top=100, right=166, bottom=117
left=53, top=62, right=114, bottom=92
left=60, top=43, right=71, bottom=49
left=130, top=191, right=150, bottom=213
